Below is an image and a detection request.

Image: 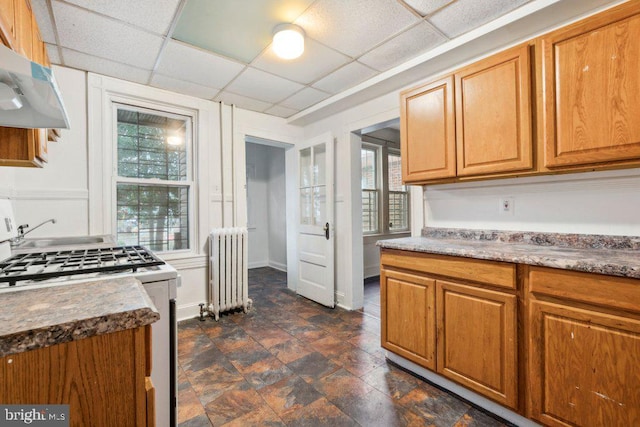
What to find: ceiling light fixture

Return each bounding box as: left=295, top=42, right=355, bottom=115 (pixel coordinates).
left=272, top=24, right=305, bottom=60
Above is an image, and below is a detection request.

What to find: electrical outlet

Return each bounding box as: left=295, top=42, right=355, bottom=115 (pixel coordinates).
left=499, top=197, right=514, bottom=215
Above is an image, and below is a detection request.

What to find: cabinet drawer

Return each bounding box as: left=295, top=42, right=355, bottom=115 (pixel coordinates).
left=381, top=249, right=516, bottom=289
left=528, top=266, right=640, bottom=314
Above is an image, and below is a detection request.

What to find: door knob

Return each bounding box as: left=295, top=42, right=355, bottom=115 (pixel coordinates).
left=324, top=222, right=330, bottom=240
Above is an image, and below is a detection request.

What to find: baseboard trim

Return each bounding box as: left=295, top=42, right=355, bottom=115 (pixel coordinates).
left=364, top=265, right=380, bottom=279
left=268, top=260, right=287, bottom=272
left=386, top=352, right=540, bottom=427
left=248, top=261, right=268, bottom=269
left=177, top=302, right=205, bottom=322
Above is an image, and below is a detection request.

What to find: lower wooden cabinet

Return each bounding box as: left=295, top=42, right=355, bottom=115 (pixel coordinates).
left=0, top=326, right=153, bottom=426
left=380, top=250, right=518, bottom=409
left=437, top=280, right=517, bottom=408
left=381, top=267, right=436, bottom=369
left=527, top=267, right=640, bottom=426
left=381, top=250, right=640, bottom=425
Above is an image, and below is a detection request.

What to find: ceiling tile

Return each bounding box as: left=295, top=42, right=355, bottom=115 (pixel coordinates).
left=225, top=68, right=304, bottom=104
left=156, top=40, right=245, bottom=89
left=401, top=0, right=456, bottom=17
left=61, top=48, right=151, bottom=84
left=174, top=0, right=314, bottom=63
left=264, top=105, right=299, bottom=118
left=63, top=0, right=181, bottom=35
left=45, top=43, right=61, bottom=64
left=150, top=74, right=219, bottom=99
left=31, top=0, right=57, bottom=44
left=251, top=38, right=349, bottom=85
left=312, top=61, right=377, bottom=94
left=428, top=0, right=531, bottom=38
left=51, top=1, right=164, bottom=69
left=359, top=22, right=447, bottom=72
left=214, top=91, right=273, bottom=112
left=280, top=87, right=330, bottom=110
left=294, top=0, right=419, bottom=58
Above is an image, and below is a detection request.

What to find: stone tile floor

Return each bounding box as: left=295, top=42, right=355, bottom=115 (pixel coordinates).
left=177, top=267, right=510, bottom=426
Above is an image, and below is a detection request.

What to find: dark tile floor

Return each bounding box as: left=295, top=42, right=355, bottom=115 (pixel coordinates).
left=177, top=267, right=509, bottom=427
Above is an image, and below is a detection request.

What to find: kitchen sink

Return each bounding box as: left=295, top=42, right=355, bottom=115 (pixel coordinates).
left=17, top=235, right=114, bottom=249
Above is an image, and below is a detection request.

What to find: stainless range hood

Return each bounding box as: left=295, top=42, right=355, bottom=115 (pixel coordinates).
left=0, top=44, right=70, bottom=129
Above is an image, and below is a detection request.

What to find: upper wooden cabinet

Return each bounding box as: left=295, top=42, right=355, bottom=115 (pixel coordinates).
left=0, top=0, right=51, bottom=168
left=456, top=44, right=532, bottom=176
left=0, top=0, right=16, bottom=46
left=400, top=76, right=456, bottom=182
left=400, top=43, right=533, bottom=183
left=539, top=2, right=640, bottom=169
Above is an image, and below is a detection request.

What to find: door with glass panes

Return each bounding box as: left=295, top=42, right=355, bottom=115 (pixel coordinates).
left=296, top=132, right=335, bottom=307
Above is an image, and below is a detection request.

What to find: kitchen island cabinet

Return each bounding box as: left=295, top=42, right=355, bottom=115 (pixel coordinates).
left=0, top=277, right=159, bottom=427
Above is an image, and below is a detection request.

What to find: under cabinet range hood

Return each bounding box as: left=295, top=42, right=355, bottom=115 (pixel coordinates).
left=0, top=44, right=70, bottom=129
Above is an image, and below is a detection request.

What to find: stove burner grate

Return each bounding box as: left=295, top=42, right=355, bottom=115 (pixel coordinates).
left=0, top=245, right=165, bottom=287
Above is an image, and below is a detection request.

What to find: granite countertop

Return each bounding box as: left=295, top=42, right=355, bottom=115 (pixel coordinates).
left=378, top=228, right=640, bottom=280
left=0, top=276, right=159, bottom=357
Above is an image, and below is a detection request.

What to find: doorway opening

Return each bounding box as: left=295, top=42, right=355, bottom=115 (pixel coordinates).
left=356, top=118, right=410, bottom=318
left=245, top=136, right=290, bottom=272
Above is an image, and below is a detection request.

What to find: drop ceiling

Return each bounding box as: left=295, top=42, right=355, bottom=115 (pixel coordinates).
left=33, top=0, right=623, bottom=123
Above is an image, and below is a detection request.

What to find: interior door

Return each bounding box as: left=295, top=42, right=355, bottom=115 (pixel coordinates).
left=296, top=132, right=335, bottom=307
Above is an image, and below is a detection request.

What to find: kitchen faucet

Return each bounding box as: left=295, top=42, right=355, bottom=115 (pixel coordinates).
left=11, top=218, right=57, bottom=246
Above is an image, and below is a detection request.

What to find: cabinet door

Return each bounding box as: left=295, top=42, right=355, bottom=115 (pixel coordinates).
left=528, top=299, right=640, bottom=426
left=381, top=267, right=436, bottom=369
left=15, top=0, right=32, bottom=59
left=455, top=43, right=532, bottom=176
left=0, top=0, right=15, bottom=45
left=436, top=280, right=517, bottom=408
left=400, top=76, right=456, bottom=182
left=539, top=3, right=640, bottom=168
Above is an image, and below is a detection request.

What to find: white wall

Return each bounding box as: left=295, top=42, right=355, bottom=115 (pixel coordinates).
left=246, top=142, right=287, bottom=271
left=0, top=66, right=89, bottom=237
left=424, top=169, right=640, bottom=235
left=246, top=143, right=270, bottom=268
left=267, top=146, right=287, bottom=270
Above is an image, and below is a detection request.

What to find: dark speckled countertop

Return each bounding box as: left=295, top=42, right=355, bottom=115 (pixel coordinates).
left=377, top=227, right=640, bottom=279
left=0, top=277, right=159, bottom=357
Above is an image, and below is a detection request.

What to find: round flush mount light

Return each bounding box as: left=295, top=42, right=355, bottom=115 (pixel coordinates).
left=272, top=24, right=305, bottom=60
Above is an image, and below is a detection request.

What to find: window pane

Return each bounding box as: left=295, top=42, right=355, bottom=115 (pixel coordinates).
left=388, top=153, right=404, bottom=191
left=300, top=148, right=312, bottom=187
left=361, top=148, right=376, bottom=190
left=389, top=191, right=408, bottom=231
left=116, top=183, right=189, bottom=252
left=117, top=109, right=189, bottom=181
left=313, top=185, right=326, bottom=226
left=362, top=190, right=378, bottom=233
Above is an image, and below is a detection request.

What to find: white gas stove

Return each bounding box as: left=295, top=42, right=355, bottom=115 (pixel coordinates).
left=0, top=200, right=177, bottom=427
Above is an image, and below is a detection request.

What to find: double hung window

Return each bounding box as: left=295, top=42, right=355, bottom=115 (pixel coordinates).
left=361, top=145, right=409, bottom=234
left=115, top=105, right=192, bottom=252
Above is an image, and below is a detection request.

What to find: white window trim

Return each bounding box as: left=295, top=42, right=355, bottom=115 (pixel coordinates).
left=361, top=143, right=380, bottom=235
left=112, top=103, right=195, bottom=255
left=361, top=143, right=410, bottom=237
left=87, top=73, right=217, bottom=261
